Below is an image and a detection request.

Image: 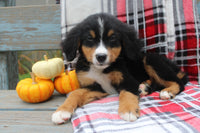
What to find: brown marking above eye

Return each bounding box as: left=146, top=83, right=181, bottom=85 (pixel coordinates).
left=90, top=30, right=96, bottom=38
left=82, top=45, right=96, bottom=62
left=107, top=29, right=114, bottom=37
left=108, top=47, right=122, bottom=62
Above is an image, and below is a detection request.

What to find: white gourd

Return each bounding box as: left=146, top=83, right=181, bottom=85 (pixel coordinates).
left=32, top=55, right=64, bottom=79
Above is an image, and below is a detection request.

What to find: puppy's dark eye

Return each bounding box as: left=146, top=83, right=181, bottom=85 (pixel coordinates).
left=110, top=34, right=117, bottom=42
left=87, top=35, right=93, bottom=41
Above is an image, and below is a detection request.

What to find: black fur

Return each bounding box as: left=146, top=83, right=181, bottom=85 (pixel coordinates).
left=61, top=13, right=188, bottom=97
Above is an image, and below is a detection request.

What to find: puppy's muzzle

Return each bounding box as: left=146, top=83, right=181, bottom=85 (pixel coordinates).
left=96, top=54, right=107, bottom=63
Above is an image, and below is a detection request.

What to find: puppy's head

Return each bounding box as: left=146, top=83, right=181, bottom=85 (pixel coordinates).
left=61, top=13, right=142, bottom=69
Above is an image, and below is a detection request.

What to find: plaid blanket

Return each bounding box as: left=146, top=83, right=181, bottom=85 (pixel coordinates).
left=71, top=82, right=200, bottom=133
left=61, top=0, right=200, bottom=83
left=60, top=0, right=200, bottom=132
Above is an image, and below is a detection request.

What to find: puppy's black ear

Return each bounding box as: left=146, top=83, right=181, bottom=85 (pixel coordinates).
left=61, top=26, right=81, bottom=61
left=121, top=24, right=143, bottom=61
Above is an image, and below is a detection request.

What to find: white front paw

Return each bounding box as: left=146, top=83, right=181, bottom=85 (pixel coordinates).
left=160, top=91, right=174, bottom=100
left=120, top=112, right=138, bottom=122
left=52, top=111, right=72, bottom=124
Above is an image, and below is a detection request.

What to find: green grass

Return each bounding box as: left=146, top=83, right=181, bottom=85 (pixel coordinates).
left=19, top=73, right=31, bottom=80
left=18, top=73, right=55, bottom=81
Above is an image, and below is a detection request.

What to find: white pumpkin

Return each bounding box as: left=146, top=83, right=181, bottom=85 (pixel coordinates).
left=32, top=55, right=64, bottom=79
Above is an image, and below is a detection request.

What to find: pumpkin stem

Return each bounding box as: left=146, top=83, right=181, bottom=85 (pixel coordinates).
left=44, top=55, right=48, bottom=61
left=65, top=70, right=68, bottom=75
left=30, top=72, right=37, bottom=84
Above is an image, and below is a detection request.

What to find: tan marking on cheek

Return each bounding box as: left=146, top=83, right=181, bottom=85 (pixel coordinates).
left=82, top=45, right=96, bottom=62
left=90, top=30, right=96, bottom=38
left=108, top=47, right=121, bottom=62
left=107, top=29, right=114, bottom=37
left=77, top=71, right=95, bottom=87
left=108, top=71, right=123, bottom=85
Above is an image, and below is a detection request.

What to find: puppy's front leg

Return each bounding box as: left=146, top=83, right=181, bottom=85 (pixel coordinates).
left=52, top=89, right=107, bottom=124
left=118, top=90, right=140, bottom=122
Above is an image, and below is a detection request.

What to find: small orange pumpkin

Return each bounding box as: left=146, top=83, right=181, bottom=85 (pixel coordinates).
left=54, top=70, right=80, bottom=94
left=16, top=73, right=54, bottom=103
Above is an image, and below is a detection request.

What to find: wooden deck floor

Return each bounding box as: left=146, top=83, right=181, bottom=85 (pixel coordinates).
left=0, top=90, right=73, bottom=133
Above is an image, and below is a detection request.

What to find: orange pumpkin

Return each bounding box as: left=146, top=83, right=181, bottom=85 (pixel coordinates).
left=16, top=73, right=54, bottom=103
left=54, top=70, right=80, bottom=94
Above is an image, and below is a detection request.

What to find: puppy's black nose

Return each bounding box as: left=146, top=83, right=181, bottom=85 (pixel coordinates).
left=96, top=54, right=107, bottom=63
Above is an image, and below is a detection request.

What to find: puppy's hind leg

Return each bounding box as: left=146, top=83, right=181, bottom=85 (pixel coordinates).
left=159, top=81, right=181, bottom=100
left=160, top=72, right=187, bottom=100
left=52, top=89, right=107, bottom=124
left=143, top=54, right=185, bottom=100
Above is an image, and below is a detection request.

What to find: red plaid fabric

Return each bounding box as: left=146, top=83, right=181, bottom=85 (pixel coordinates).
left=72, top=82, right=200, bottom=133
left=111, top=0, right=200, bottom=83
left=112, top=0, right=168, bottom=55
left=60, top=0, right=200, bottom=132
left=172, top=0, right=200, bottom=82
left=61, top=0, right=200, bottom=83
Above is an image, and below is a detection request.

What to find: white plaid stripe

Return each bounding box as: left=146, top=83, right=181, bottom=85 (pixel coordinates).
left=172, top=0, right=200, bottom=82
left=140, top=0, right=147, bottom=52
left=61, top=0, right=168, bottom=54
left=72, top=83, right=200, bottom=133
left=193, top=0, right=200, bottom=84
left=60, top=0, right=200, bottom=83
left=60, top=0, right=67, bottom=40
left=165, top=0, right=176, bottom=58
left=125, top=0, right=168, bottom=55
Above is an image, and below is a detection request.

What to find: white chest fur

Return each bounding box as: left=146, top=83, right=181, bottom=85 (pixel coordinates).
left=86, top=65, right=118, bottom=94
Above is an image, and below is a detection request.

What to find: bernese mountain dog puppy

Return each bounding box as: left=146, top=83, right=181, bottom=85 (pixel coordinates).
left=52, top=13, right=188, bottom=124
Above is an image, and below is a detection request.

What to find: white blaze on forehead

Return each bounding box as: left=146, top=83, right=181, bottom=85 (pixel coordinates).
left=98, top=17, right=104, bottom=37
left=97, top=17, right=106, bottom=55
left=93, top=40, right=109, bottom=68
left=95, top=40, right=108, bottom=55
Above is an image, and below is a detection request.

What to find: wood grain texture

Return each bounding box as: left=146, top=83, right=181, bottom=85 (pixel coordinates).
left=0, top=0, right=15, bottom=7
left=16, top=0, right=55, bottom=6
left=0, top=52, right=18, bottom=90
left=0, top=5, right=61, bottom=51
left=0, top=90, right=66, bottom=110
left=0, top=90, right=73, bottom=132
left=7, top=52, right=19, bottom=89
left=0, top=111, right=73, bottom=133
left=0, top=53, right=8, bottom=89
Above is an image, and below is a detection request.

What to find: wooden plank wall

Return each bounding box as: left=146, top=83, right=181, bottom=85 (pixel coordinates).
left=0, top=0, right=15, bottom=7
left=0, top=52, right=19, bottom=90
left=0, top=2, right=61, bottom=90
left=0, top=5, right=61, bottom=51
left=16, top=0, right=55, bottom=6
